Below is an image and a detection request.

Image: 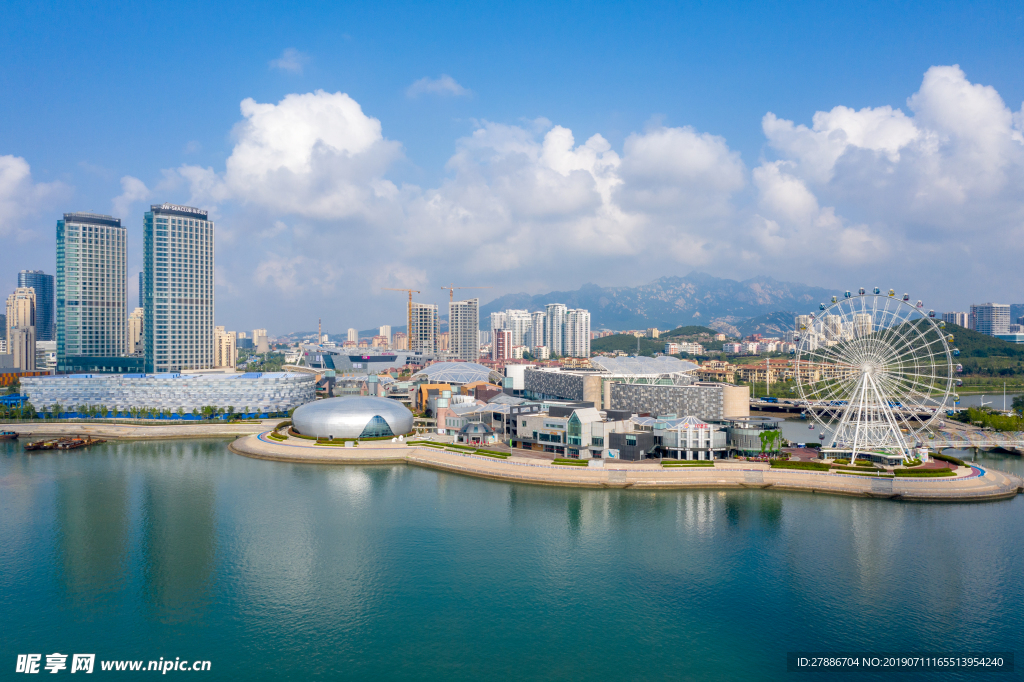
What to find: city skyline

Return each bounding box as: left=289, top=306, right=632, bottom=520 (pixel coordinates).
left=3, top=3, right=1024, bottom=332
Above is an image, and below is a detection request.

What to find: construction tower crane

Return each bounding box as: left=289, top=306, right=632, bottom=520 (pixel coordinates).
left=382, top=288, right=421, bottom=345
left=440, top=284, right=492, bottom=303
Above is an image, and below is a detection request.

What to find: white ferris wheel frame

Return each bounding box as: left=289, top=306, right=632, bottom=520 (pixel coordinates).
left=793, top=290, right=957, bottom=462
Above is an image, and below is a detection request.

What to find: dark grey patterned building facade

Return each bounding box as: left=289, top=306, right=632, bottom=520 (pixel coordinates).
left=609, top=382, right=748, bottom=421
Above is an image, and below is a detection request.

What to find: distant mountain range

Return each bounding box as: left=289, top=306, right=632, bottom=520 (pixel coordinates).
left=480, top=273, right=839, bottom=331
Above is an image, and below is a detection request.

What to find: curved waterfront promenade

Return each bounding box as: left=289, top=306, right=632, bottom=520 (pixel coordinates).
left=230, top=432, right=1024, bottom=502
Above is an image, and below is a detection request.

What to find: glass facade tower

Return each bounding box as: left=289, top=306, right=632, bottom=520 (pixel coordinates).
left=143, top=204, right=215, bottom=373
left=18, top=270, right=55, bottom=341
left=56, top=213, right=126, bottom=372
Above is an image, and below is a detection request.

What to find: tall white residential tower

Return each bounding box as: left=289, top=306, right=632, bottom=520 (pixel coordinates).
left=449, top=298, right=480, bottom=361
left=56, top=212, right=126, bottom=372
left=143, top=204, right=214, bottom=373
left=564, top=308, right=591, bottom=358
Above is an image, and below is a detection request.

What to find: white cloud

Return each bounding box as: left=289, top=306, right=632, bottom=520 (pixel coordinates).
left=163, top=64, right=1024, bottom=330
left=179, top=90, right=403, bottom=220
left=762, top=106, right=919, bottom=183
left=751, top=161, right=884, bottom=263
left=269, top=48, right=309, bottom=74
left=254, top=254, right=341, bottom=294
left=0, top=154, right=67, bottom=240
left=112, top=175, right=150, bottom=220
left=617, top=125, right=746, bottom=217
left=406, top=75, right=470, bottom=98
left=756, top=64, right=1024, bottom=254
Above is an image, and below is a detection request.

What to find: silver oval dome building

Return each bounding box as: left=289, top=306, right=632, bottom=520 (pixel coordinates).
left=292, top=396, right=414, bottom=439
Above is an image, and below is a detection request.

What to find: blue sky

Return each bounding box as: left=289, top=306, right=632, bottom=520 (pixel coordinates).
left=3, top=1, right=1023, bottom=332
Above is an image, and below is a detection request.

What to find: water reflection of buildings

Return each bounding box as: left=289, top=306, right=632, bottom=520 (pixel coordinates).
left=141, top=442, right=216, bottom=623
left=55, top=452, right=131, bottom=607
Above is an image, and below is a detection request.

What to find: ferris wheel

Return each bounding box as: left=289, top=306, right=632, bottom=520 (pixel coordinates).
left=793, top=288, right=959, bottom=462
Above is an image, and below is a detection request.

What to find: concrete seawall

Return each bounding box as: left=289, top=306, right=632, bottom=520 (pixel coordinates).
left=229, top=434, right=1024, bottom=502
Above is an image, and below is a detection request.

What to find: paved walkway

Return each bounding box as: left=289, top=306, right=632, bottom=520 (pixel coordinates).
left=229, top=433, right=1024, bottom=502
left=1, top=420, right=283, bottom=440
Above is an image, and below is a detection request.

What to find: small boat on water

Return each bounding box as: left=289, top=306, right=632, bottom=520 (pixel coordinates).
left=25, top=438, right=61, bottom=451
left=25, top=436, right=104, bottom=452
left=0, top=430, right=19, bottom=441
left=54, top=437, right=105, bottom=450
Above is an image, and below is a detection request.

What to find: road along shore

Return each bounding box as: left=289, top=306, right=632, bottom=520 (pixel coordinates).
left=230, top=433, right=1024, bottom=503
left=1, top=420, right=280, bottom=440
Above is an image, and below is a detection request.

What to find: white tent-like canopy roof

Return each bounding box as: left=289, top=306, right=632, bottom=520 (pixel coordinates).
left=590, top=355, right=698, bottom=377
left=412, top=362, right=501, bottom=385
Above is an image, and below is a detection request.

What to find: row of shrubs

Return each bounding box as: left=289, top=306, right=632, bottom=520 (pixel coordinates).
left=663, top=462, right=714, bottom=468
left=770, top=460, right=832, bottom=471
left=552, top=458, right=589, bottom=467
left=406, top=440, right=510, bottom=459
left=266, top=420, right=291, bottom=441
left=931, top=452, right=966, bottom=467
left=893, top=468, right=955, bottom=477
left=832, top=459, right=876, bottom=467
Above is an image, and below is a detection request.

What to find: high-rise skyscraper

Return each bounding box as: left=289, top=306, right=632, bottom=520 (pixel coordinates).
left=379, top=325, right=391, bottom=346
left=18, top=270, right=54, bottom=341
left=969, top=303, right=1009, bottom=336
left=57, top=213, right=126, bottom=372
left=564, top=309, right=591, bottom=357
left=127, top=307, right=144, bottom=354
left=449, top=298, right=479, bottom=361
left=143, top=204, right=214, bottom=373
left=138, top=271, right=144, bottom=308
left=505, top=309, right=531, bottom=347
left=410, top=302, right=438, bottom=353
left=489, top=311, right=508, bottom=337
left=530, top=311, right=546, bottom=348
left=942, top=311, right=968, bottom=328
left=494, top=329, right=512, bottom=360
left=6, top=287, right=36, bottom=369
left=214, top=326, right=237, bottom=368
left=852, top=314, right=873, bottom=338
left=347, top=328, right=358, bottom=343
left=545, top=303, right=567, bottom=356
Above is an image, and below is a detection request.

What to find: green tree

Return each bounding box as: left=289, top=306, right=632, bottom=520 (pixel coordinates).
left=758, top=429, right=782, bottom=454
left=1013, top=395, right=1024, bottom=416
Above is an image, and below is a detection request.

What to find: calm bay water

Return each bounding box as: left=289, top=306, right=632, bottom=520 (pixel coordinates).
left=2, top=438, right=1022, bottom=680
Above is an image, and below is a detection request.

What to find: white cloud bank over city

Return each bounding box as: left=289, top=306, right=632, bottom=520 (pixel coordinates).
left=3, top=65, right=1023, bottom=328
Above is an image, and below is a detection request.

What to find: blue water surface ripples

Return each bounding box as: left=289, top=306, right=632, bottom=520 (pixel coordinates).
left=1, top=439, right=1021, bottom=680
